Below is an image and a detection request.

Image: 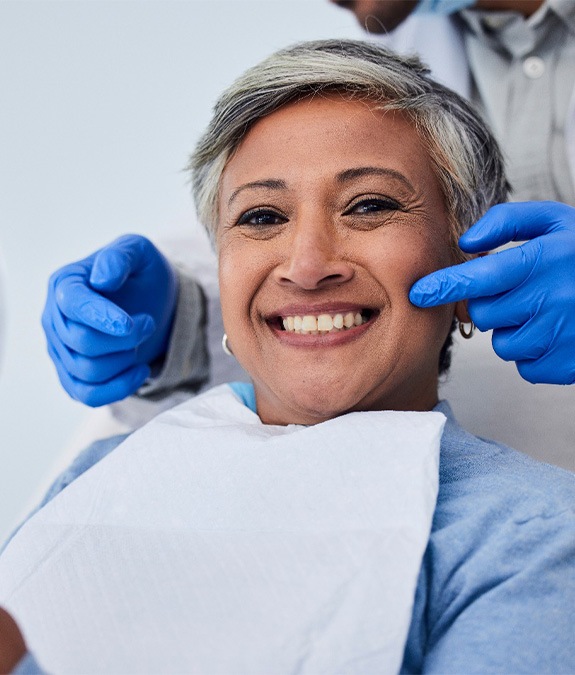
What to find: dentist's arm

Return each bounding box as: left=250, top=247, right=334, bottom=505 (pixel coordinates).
left=410, top=202, right=575, bottom=384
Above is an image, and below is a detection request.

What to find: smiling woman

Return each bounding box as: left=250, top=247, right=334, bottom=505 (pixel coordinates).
left=217, top=96, right=463, bottom=424
left=0, top=39, right=573, bottom=674
left=190, top=39, right=507, bottom=425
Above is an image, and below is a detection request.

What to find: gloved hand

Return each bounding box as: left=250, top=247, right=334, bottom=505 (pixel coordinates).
left=42, top=235, right=178, bottom=406
left=409, top=201, right=575, bottom=384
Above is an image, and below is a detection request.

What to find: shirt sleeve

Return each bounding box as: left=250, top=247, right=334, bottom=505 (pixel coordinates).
left=137, top=267, right=210, bottom=399
left=422, top=509, right=575, bottom=674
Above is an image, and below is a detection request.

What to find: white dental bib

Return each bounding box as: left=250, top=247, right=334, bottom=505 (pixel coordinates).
left=0, top=385, right=444, bottom=674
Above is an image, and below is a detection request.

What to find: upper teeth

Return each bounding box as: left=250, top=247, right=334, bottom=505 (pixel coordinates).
left=281, top=312, right=365, bottom=334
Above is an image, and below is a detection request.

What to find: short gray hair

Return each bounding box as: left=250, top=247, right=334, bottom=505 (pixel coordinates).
left=189, top=39, right=508, bottom=257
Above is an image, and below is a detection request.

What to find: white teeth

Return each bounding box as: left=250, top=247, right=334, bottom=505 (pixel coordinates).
left=301, top=315, right=317, bottom=332
left=279, top=311, right=370, bottom=334
left=343, top=312, right=355, bottom=328
left=317, top=314, right=333, bottom=331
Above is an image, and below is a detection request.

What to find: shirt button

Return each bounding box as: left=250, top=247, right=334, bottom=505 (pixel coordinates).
left=523, top=56, right=545, bottom=79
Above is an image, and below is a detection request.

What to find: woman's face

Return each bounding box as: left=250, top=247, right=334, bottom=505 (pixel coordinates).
left=218, top=96, right=462, bottom=425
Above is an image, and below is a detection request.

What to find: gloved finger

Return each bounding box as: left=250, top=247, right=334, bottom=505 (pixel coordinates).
left=466, top=290, right=534, bottom=332
left=47, top=342, right=151, bottom=407
left=409, top=239, right=542, bottom=307
left=54, top=272, right=133, bottom=335
left=47, top=306, right=155, bottom=357
left=516, top=352, right=575, bottom=386
left=459, top=201, right=574, bottom=253
left=491, top=322, right=555, bottom=363
left=48, top=331, right=141, bottom=384
left=90, top=235, right=158, bottom=291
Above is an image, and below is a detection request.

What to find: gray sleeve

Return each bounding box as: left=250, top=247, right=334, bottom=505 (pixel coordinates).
left=137, top=267, right=210, bottom=399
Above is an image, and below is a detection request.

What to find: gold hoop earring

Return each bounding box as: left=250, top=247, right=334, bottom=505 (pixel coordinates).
left=222, top=333, right=233, bottom=356
left=458, top=320, right=475, bottom=339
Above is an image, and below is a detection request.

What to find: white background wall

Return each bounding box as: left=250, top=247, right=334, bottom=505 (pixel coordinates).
left=0, top=0, right=363, bottom=541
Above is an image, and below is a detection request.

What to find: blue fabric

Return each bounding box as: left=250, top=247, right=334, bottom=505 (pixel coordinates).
left=4, top=387, right=574, bottom=673
left=12, top=652, right=45, bottom=675
left=229, top=381, right=256, bottom=412
left=414, top=0, right=474, bottom=15
left=402, top=400, right=575, bottom=673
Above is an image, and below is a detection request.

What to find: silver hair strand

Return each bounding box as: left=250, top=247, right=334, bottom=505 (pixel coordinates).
left=188, top=39, right=508, bottom=256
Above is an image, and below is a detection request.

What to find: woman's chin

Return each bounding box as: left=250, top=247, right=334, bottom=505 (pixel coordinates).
left=261, top=383, right=376, bottom=426
left=255, top=371, right=439, bottom=424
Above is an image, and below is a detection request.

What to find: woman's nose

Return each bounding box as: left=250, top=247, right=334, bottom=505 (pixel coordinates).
left=274, top=220, right=354, bottom=290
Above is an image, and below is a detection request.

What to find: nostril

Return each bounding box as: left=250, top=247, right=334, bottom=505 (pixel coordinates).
left=276, top=254, right=354, bottom=290
left=323, top=273, right=346, bottom=283
left=313, top=271, right=354, bottom=289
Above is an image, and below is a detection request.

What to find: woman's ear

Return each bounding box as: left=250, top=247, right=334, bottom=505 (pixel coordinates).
left=455, top=300, right=471, bottom=324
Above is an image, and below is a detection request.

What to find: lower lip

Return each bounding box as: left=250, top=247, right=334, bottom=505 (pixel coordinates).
left=268, top=316, right=376, bottom=348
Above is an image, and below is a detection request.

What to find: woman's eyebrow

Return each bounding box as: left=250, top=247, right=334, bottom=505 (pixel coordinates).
left=227, top=179, right=287, bottom=207
left=336, top=166, right=414, bottom=191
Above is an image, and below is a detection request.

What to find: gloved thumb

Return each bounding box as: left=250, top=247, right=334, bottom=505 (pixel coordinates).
left=130, top=313, right=157, bottom=344
left=90, top=246, right=133, bottom=292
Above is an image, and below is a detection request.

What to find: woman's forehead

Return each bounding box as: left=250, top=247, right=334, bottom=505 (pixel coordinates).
left=220, top=97, right=440, bottom=203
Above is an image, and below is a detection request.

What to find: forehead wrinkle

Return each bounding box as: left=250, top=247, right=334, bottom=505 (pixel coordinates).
left=336, top=166, right=415, bottom=192
left=227, top=179, right=288, bottom=208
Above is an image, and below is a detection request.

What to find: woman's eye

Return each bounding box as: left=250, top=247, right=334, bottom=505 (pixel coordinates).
left=345, top=198, right=401, bottom=215
left=237, top=209, right=286, bottom=227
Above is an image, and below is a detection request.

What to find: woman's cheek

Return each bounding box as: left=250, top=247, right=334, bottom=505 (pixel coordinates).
left=218, top=249, right=243, bottom=335
left=396, top=233, right=454, bottom=289
left=219, top=244, right=264, bottom=335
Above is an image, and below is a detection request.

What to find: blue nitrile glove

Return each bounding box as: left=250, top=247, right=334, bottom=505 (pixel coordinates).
left=42, top=234, right=178, bottom=406
left=410, top=202, right=575, bottom=385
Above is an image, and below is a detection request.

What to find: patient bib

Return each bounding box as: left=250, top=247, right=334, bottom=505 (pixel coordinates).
left=0, top=385, right=444, bottom=674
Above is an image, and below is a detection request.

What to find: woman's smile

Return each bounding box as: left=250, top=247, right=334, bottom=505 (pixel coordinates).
left=266, top=304, right=379, bottom=343
left=218, top=95, right=463, bottom=425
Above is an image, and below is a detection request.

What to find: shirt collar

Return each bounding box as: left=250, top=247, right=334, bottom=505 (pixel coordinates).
left=433, top=399, right=455, bottom=419
left=458, top=0, right=575, bottom=58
